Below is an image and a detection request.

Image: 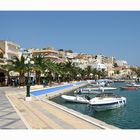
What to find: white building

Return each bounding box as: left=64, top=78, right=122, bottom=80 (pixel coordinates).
left=116, top=60, right=129, bottom=67
left=95, top=54, right=114, bottom=65
left=0, top=40, right=21, bottom=86
left=92, top=63, right=107, bottom=71
left=0, top=40, right=20, bottom=62
left=65, top=52, right=78, bottom=59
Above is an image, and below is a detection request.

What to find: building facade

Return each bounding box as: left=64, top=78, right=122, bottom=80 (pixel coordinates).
left=28, top=47, right=60, bottom=62
left=0, top=40, right=21, bottom=86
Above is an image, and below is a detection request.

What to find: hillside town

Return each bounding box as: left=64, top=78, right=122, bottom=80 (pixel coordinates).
left=0, top=40, right=138, bottom=86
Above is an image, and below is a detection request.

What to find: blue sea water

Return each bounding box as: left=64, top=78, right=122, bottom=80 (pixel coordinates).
left=51, top=82, right=140, bottom=129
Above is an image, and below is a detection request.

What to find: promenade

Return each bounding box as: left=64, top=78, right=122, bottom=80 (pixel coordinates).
left=0, top=84, right=118, bottom=129
left=0, top=89, right=26, bottom=129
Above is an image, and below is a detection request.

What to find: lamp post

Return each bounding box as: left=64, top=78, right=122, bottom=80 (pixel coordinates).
left=58, top=74, right=61, bottom=83
left=23, top=51, right=34, bottom=101
left=77, top=74, right=80, bottom=81
left=89, top=73, right=93, bottom=79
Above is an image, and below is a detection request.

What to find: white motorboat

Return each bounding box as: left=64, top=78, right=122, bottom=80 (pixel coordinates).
left=61, top=95, right=90, bottom=104
left=80, top=89, right=102, bottom=94
left=90, top=81, right=106, bottom=87
left=126, top=82, right=140, bottom=88
left=89, top=93, right=126, bottom=111
left=74, top=88, right=101, bottom=94
left=81, top=87, right=117, bottom=93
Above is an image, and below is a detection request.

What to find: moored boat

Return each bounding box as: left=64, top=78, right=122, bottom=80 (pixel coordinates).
left=126, top=82, right=140, bottom=88
left=81, top=87, right=117, bottom=93
left=89, top=93, right=126, bottom=111
left=61, top=95, right=90, bottom=104
left=120, top=86, right=138, bottom=90
left=74, top=88, right=102, bottom=94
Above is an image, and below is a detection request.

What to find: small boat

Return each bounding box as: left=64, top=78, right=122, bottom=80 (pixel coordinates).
left=89, top=93, right=126, bottom=111
left=61, top=95, right=90, bottom=104
left=120, top=86, right=138, bottom=90
left=126, top=82, right=140, bottom=88
left=81, top=87, right=117, bottom=93
left=74, top=88, right=102, bottom=94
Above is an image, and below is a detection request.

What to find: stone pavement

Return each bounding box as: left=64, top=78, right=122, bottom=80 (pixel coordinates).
left=7, top=93, right=104, bottom=129
left=0, top=89, right=26, bottom=129
left=0, top=85, right=118, bottom=129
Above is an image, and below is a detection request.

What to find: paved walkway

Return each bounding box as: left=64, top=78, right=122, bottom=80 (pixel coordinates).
left=0, top=85, right=118, bottom=129
left=0, top=89, right=26, bottom=129
left=7, top=93, right=109, bottom=129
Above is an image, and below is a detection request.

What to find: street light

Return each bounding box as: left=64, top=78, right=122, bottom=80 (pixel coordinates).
left=89, top=73, right=93, bottom=79
left=77, top=74, right=81, bottom=81
left=23, top=51, right=34, bottom=101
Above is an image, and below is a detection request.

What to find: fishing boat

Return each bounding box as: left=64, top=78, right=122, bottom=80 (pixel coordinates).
left=89, top=93, right=126, bottom=111
left=61, top=95, right=90, bottom=104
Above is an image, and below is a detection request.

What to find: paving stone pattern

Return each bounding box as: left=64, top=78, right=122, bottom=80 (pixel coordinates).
left=0, top=90, right=26, bottom=129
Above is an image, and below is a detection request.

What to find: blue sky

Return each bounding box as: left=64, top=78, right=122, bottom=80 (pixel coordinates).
left=0, top=11, right=140, bottom=66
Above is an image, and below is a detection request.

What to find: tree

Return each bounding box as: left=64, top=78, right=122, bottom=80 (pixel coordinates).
left=131, top=67, right=140, bottom=77
left=114, top=70, right=120, bottom=74
left=58, top=49, right=64, bottom=51
left=114, top=63, right=118, bottom=67
left=33, top=54, right=46, bottom=84
left=85, top=66, right=92, bottom=79
left=45, top=61, right=62, bottom=84
left=66, top=50, right=73, bottom=53
left=58, top=61, right=79, bottom=82
left=5, top=55, right=27, bottom=86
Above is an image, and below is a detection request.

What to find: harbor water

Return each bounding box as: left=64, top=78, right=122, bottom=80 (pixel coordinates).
left=51, top=82, right=140, bottom=129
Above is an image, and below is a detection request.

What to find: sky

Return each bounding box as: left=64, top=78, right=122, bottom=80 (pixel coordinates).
left=0, top=11, right=140, bottom=66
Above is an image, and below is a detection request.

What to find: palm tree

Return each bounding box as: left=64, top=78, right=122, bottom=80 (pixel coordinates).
left=60, top=61, right=78, bottom=82
left=33, top=54, right=46, bottom=85
left=130, top=67, right=140, bottom=78
left=85, top=65, right=93, bottom=79
left=5, top=55, right=27, bottom=86
left=97, top=69, right=107, bottom=79
left=92, top=68, right=98, bottom=79
left=45, top=61, right=62, bottom=84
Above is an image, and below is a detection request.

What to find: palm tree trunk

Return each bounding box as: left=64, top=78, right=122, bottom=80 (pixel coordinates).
left=36, top=71, right=41, bottom=85
left=19, top=73, right=25, bottom=86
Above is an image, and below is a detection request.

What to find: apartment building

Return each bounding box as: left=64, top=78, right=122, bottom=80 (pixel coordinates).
left=0, top=40, right=21, bottom=86
left=116, top=60, right=129, bottom=68
left=28, top=47, right=60, bottom=62
left=0, top=40, right=20, bottom=61
left=95, top=54, right=115, bottom=64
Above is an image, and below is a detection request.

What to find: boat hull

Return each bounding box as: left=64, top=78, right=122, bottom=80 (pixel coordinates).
left=61, top=95, right=89, bottom=104
left=91, top=101, right=125, bottom=111
left=120, top=87, right=137, bottom=90
left=90, top=97, right=126, bottom=111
